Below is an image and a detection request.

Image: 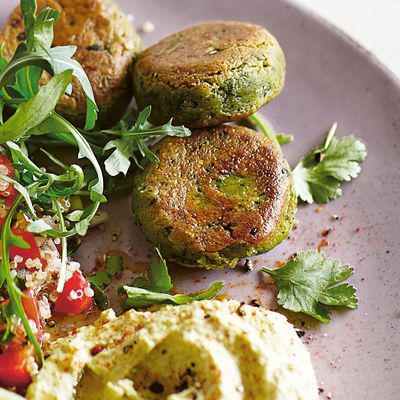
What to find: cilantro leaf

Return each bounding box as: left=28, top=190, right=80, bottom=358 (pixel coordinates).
left=262, top=251, right=358, bottom=323
left=293, top=123, right=367, bottom=203
left=87, top=255, right=123, bottom=288
left=119, top=248, right=224, bottom=309
left=131, top=248, right=172, bottom=293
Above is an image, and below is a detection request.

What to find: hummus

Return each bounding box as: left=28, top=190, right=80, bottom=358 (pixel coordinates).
left=26, top=300, right=318, bottom=400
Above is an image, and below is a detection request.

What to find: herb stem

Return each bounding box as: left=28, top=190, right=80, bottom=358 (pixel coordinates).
left=53, top=198, right=68, bottom=293
left=248, top=112, right=280, bottom=146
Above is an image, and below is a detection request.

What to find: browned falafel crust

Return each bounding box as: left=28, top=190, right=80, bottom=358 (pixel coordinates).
left=132, top=125, right=296, bottom=269
left=0, top=0, right=142, bottom=128
left=133, top=21, right=286, bottom=128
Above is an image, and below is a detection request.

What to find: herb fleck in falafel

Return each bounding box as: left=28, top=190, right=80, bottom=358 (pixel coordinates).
left=132, top=125, right=296, bottom=269
left=133, top=21, right=285, bottom=129
left=0, top=0, right=142, bottom=128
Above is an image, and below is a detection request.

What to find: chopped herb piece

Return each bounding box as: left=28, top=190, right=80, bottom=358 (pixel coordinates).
left=87, top=255, right=123, bottom=288
left=86, top=255, right=123, bottom=310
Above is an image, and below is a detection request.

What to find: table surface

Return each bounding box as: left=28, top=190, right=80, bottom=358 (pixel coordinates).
left=292, top=0, right=400, bottom=78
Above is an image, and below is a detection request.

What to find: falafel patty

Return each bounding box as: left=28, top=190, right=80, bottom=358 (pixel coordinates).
left=0, top=0, right=142, bottom=128
left=132, top=125, right=296, bottom=269
left=133, top=21, right=285, bottom=129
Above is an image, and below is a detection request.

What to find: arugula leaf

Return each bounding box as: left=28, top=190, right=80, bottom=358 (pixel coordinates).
left=0, top=70, right=72, bottom=143
left=28, top=7, right=60, bottom=51
left=15, top=65, right=42, bottom=98
left=103, top=106, right=191, bottom=176
left=293, top=123, right=367, bottom=204
left=131, top=248, right=172, bottom=293
left=103, top=139, right=134, bottom=176
left=0, top=47, right=12, bottom=115
left=87, top=255, right=123, bottom=288
left=262, top=251, right=358, bottom=323
left=120, top=282, right=225, bottom=309
left=0, top=46, right=98, bottom=130
left=47, top=46, right=98, bottom=129
left=119, top=248, right=224, bottom=309
left=20, top=0, right=37, bottom=46
left=52, top=114, right=105, bottom=202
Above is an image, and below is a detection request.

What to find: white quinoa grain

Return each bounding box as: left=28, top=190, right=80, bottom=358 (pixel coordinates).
left=141, top=21, right=155, bottom=33
left=84, top=286, right=94, bottom=297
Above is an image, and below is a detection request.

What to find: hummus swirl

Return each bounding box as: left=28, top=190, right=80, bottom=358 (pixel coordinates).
left=26, top=300, right=318, bottom=400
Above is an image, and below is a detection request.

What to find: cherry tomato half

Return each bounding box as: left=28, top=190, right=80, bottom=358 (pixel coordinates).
left=0, top=342, right=33, bottom=392
left=9, top=228, right=41, bottom=269
left=53, top=271, right=93, bottom=315
left=0, top=291, right=42, bottom=342
left=0, top=291, right=42, bottom=392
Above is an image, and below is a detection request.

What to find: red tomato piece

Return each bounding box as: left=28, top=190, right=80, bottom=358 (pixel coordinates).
left=0, top=291, right=42, bottom=392
left=3, top=185, right=19, bottom=206
left=0, top=291, right=42, bottom=342
left=9, top=228, right=41, bottom=269
left=0, top=155, right=18, bottom=206
left=53, top=271, right=93, bottom=315
left=0, top=209, right=6, bottom=228
left=0, top=342, right=33, bottom=392
left=0, top=155, right=15, bottom=178
left=21, top=291, right=42, bottom=342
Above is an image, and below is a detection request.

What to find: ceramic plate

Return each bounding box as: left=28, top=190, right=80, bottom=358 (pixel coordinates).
left=2, top=0, right=400, bottom=398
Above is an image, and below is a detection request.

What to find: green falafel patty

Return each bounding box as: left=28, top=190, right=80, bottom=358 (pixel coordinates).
left=132, top=125, right=296, bottom=269
left=0, top=0, right=142, bottom=128
left=133, top=21, right=286, bottom=128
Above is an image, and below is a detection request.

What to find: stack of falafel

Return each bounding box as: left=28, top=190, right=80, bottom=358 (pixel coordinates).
left=132, top=21, right=296, bottom=269
left=0, top=1, right=296, bottom=269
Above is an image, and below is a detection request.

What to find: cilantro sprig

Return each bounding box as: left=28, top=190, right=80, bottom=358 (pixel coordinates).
left=293, top=123, right=367, bottom=203
left=249, top=115, right=367, bottom=204
left=263, top=251, right=358, bottom=323
left=119, top=249, right=224, bottom=309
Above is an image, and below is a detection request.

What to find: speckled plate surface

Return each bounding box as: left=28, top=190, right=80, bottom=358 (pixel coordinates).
left=2, top=0, right=400, bottom=398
